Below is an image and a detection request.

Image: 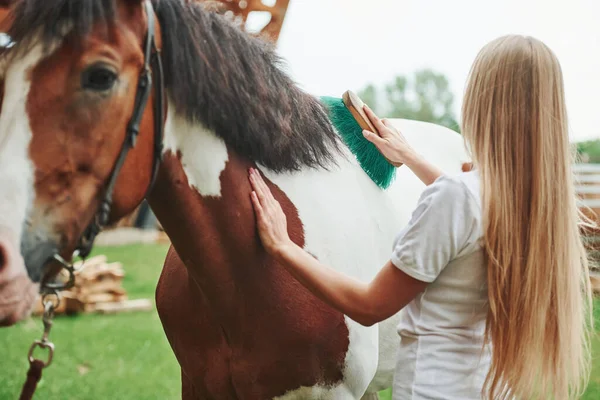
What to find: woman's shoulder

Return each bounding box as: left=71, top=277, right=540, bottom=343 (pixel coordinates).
left=426, top=170, right=481, bottom=207
left=390, top=170, right=483, bottom=281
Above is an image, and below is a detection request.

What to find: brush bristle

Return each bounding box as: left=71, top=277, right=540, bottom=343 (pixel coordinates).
left=320, top=96, right=396, bottom=189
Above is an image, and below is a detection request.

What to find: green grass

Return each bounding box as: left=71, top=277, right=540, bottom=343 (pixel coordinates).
left=1, top=243, right=600, bottom=399
left=0, top=243, right=179, bottom=400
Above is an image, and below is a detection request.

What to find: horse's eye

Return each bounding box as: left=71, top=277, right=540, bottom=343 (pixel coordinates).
left=81, top=66, right=117, bottom=92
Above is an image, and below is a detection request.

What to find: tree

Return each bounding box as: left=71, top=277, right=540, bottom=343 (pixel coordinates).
left=576, top=140, right=600, bottom=163
left=357, top=83, right=379, bottom=117
left=357, top=68, right=460, bottom=133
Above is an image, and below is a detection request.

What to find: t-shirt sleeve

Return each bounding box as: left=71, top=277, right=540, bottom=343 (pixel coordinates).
left=390, top=175, right=479, bottom=283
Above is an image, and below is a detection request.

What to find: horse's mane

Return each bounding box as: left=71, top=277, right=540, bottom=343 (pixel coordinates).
left=7, top=0, right=343, bottom=172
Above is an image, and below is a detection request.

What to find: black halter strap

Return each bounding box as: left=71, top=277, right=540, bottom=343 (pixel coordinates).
left=76, top=0, right=164, bottom=259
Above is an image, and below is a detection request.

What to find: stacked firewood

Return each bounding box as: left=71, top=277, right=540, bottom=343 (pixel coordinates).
left=32, top=255, right=152, bottom=316
left=591, top=276, right=600, bottom=296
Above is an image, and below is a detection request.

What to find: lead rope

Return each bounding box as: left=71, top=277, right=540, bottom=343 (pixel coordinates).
left=19, top=291, right=60, bottom=400
left=20, top=250, right=84, bottom=399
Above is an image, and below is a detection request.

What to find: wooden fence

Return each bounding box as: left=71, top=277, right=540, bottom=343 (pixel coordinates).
left=575, top=164, right=600, bottom=224
left=575, top=164, right=600, bottom=285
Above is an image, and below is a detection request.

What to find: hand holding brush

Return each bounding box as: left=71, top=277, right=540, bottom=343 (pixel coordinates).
left=361, top=105, right=415, bottom=168
left=361, top=104, right=445, bottom=186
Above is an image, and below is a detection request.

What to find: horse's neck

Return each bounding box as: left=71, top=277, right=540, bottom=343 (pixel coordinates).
left=147, top=110, right=310, bottom=330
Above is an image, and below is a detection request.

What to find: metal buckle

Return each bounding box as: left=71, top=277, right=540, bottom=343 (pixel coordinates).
left=42, top=250, right=85, bottom=291
left=26, top=293, right=59, bottom=368
left=27, top=340, right=55, bottom=368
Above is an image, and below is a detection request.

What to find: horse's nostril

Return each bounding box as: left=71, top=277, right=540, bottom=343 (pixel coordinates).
left=0, top=237, right=19, bottom=279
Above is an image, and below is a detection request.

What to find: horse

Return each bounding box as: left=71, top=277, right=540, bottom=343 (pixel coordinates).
left=0, top=0, right=470, bottom=398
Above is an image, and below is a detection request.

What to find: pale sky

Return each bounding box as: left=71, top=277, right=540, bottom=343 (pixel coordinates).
left=248, top=0, right=600, bottom=142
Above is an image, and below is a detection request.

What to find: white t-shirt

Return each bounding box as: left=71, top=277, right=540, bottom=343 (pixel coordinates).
left=390, top=170, right=491, bottom=400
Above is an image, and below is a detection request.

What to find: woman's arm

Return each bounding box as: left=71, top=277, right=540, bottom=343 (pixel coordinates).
left=273, top=242, right=427, bottom=326
left=248, top=168, right=428, bottom=327
left=361, top=105, right=444, bottom=186
left=403, top=151, right=445, bottom=186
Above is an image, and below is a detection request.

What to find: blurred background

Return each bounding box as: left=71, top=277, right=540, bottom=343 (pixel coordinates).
left=273, top=0, right=599, bottom=143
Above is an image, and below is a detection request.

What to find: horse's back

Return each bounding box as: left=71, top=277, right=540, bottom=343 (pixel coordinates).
left=389, top=118, right=468, bottom=169
left=386, top=118, right=468, bottom=188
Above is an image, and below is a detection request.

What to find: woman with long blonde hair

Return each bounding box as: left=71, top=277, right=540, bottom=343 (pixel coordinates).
left=247, top=34, right=593, bottom=399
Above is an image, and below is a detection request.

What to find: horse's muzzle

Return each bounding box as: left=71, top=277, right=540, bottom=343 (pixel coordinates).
left=0, top=233, right=38, bottom=326
left=20, top=226, right=59, bottom=283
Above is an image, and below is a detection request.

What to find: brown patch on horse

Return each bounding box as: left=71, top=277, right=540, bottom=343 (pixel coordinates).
left=156, top=246, right=238, bottom=399
left=149, top=150, right=350, bottom=399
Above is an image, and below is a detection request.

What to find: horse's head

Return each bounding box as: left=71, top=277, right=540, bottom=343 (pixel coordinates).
left=0, top=0, right=163, bottom=326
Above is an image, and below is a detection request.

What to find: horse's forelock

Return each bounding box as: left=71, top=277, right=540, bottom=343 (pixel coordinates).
left=6, top=0, right=119, bottom=57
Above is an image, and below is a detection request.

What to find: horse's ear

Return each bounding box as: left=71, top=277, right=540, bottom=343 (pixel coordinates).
left=0, top=0, right=14, bottom=32
left=0, top=0, right=14, bottom=8
left=0, top=0, right=16, bottom=7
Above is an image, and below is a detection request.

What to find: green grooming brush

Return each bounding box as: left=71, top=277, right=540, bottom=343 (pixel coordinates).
left=320, top=90, right=398, bottom=189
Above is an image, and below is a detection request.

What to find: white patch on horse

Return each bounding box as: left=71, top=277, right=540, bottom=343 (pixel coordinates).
left=360, top=394, right=381, bottom=400
left=260, top=119, right=470, bottom=398
left=162, top=106, right=229, bottom=197
left=0, top=43, right=49, bottom=249
left=273, top=384, right=358, bottom=400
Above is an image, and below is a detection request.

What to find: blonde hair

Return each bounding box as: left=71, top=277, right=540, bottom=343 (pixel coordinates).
left=461, top=35, right=594, bottom=399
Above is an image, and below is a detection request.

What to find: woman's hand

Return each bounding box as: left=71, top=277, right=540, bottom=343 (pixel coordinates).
left=248, top=167, right=293, bottom=255
left=361, top=105, right=417, bottom=167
